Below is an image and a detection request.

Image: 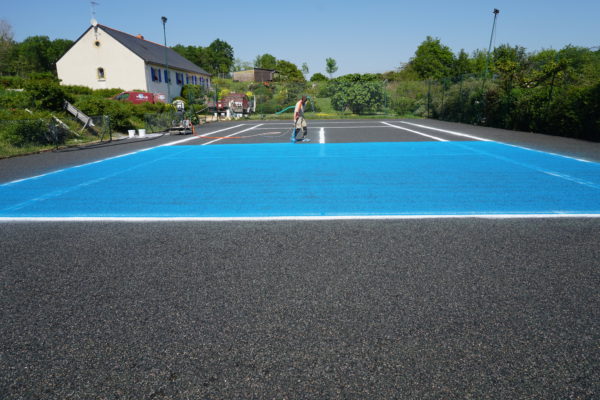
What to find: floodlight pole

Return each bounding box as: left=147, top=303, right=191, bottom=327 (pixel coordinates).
left=478, top=8, right=499, bottom=125
left=483, top=9, right=500, bottom=82
left=161, top=16, right=171, bottom=103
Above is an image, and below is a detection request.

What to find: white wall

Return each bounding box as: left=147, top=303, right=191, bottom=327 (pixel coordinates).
left=145, top=65, right=212, bottom=101
left=57, top=26, right=212, bottom=99
left=57, top=26, right=147, bottom=91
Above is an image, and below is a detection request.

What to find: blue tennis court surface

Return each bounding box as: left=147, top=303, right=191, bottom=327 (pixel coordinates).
left=1, top=141, right=599, bottom=219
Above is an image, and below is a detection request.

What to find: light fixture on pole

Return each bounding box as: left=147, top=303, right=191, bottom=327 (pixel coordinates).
left=484, top=9, right=500, bottom=81
left=161, top=16, right=171, bottom=102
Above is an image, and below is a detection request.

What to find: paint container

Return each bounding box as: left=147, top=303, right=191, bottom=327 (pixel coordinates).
left=138, top=129, right=146, bottom=138
left=128, top=130, right=135, bottom=138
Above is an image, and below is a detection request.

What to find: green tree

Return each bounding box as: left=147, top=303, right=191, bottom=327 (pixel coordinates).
left=310, top=73, right=328, bottom=82
left=0, top=19, right=15, bottom=75
left=181, top=84, right=207, bottom=104
left=18, top=36, right=53, bottom=73
left=274, top=60, right=305, bottom=82
left=325, top=57, right=338, bottom=78
left=47, top=38, right=73, bottom=72
left=24, top=74, right=71, bottom=111
left=409, top=36, right=455, bottom=79
left=469, top=49, right=487, bottom=75
left=206, top=39, right=234, bottom=76
left=454, top=49, right=473, bottom=77
left=301, top=62, right=309, bottom=78
left=254, top=53, right=277, bottom=70
left=329, top=74, right=383, bottom=114
left=232, top=58, right=252, bottom=71
left=172, top=44, right=210, bottom=71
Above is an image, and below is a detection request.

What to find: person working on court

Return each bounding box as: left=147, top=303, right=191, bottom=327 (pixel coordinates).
left=293, top=95, right=308, bottom=142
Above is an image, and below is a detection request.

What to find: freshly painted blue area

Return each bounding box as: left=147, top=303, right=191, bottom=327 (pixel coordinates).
left=1, top=142, right=600, bottom=217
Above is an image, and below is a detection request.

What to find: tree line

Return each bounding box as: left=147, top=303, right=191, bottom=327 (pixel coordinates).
left=1, top=17, right=598, bottom=141
left=0, top=20, right=73, bottom=77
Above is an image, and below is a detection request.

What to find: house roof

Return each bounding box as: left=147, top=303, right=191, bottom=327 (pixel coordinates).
left=234, top=68, right=276, bottom=73
left=97, top=24, right=211, bottom=76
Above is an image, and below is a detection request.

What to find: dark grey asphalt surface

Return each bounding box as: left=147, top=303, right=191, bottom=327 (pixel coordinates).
left=2, top=119, right=600, bottom=184
left=1, top=120, right=600, bottom=399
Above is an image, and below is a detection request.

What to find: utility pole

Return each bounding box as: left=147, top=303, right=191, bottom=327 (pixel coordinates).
left=483, top=9, right=500, bottom=85
left=479, top=8, right=499, bottom=125
left=161, top=16, right=171, bottom=103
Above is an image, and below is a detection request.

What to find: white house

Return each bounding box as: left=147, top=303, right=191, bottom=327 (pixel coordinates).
left=57, top=23, right=211, bottom=101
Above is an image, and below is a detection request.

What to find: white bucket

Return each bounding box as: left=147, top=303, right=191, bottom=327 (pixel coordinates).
left=138, top=129, right=146, bottom=138
left=128, top=129, right=135, bottom=138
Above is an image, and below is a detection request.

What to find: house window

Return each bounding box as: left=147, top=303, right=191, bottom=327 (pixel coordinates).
left=176, top=72, right=183, bottom=85
left=97, top=67, right=105, bottom=80
left=164, top=70, right=171, bottom=83
left=186, top=74, right=189, bottom=85
left=151, top=67, right=158, bottom=82
left=192, top=76, right=197, bottom=85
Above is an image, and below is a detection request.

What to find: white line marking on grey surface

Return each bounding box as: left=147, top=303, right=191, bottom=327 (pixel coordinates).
left=400, top=121, right=596, bottom=163
left=201, top=124, right=264, bottom=145
left=319, top=127, right=325, bottom=144
left=2, top=214, right=600, bottom=222
left=314, top=126, right=393, bottom=129
left=381, top=122, right=447, bottom=142
left=0, top=125, right=247, bottom=187
left=399, top=121, right=491, bottom=141
left=451, top=141, right=600, bottom=191
left=164, top=124, right=245, bottom=145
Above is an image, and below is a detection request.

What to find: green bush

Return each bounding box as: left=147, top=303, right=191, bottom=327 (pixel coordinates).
left=91, top=88, right=124, bottom=98
left=74, top=96, right=131, bottom=132
left=24, top=77, right=72, bottom=111
left=0, top=76, right=26, bottom=89
left=74, top=96, right=170, bottom=132
left=62, top=85, right=94, bottom=96
left=0, top=89, right=30, bottom=109
left=0, top=119, right=57, bottom=147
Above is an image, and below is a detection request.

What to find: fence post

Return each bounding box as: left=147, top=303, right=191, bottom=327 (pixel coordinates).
left=427, top=80, right=432, bottom=119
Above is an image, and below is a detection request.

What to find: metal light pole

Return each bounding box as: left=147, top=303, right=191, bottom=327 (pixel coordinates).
left=479, top=8, right=499, bottom=125
left=483, top=9, right=500, bottom=83
left=161, top=16, right=171, bottom=102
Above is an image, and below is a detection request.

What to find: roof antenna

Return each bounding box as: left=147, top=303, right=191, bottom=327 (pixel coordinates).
left=90, top=1, right=99, bottom=26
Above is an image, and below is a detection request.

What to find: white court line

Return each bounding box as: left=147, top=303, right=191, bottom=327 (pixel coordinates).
left=381, top=122, right=447, bottom=142
left=2, top=214, right=600, bottom=222
left=0, top=124, right=247, bottom=187
left=314, top=126, right=392, bottom=129
left=201, top=124, right=264, bottom=145
left=399, top=121, right=492, bottom=142
left=398, top=121, right=600, bottom=189
left=400, top=121, right=594, bottom=163
left=164, top=124, right=245, bottom=145
left=319, top=127, right=325, bottom=144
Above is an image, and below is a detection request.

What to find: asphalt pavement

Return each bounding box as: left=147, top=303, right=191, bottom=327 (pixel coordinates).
left=1, top=119, right=599, bottom=399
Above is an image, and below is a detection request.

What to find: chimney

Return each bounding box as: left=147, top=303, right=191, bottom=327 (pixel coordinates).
left=136, top=34, right=144, bottom=40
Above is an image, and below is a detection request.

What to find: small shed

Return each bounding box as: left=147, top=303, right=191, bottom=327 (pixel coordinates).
left=233, top=68, right=276, bottom=82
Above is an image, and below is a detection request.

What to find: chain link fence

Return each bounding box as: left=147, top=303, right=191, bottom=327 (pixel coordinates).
left=0, top=114, right=114, bottom=150
left=386, top=72, right=600, bottom=141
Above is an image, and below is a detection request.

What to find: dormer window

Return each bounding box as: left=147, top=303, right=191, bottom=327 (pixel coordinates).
left=97, top=67, right=105, bottom=80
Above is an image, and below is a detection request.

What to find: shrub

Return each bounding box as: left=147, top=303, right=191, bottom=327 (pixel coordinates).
left=0, top=119, right=59, bottom=147
left=62, top=85, right=94, bottom=96
left=0, top=76, right=26, bottom=89
left=24, top=77, right=72, bottom=111
left=91, top=88, right=124, bottom=98
left=0, top=89, right=30, bottom=109
left=74, top=96, right=131, bottom=132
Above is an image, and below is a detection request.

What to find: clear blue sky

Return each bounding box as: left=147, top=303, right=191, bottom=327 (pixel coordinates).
left=2, top=0, right=599, bottom=76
